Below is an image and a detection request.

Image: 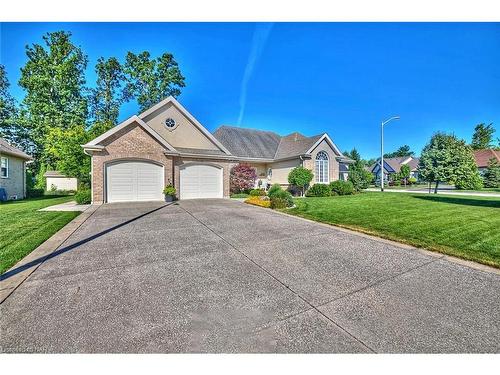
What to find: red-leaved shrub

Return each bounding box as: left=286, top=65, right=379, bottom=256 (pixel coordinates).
left=230, top=163, right=257, bottom=193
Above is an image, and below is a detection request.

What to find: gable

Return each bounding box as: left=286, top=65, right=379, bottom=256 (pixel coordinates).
left=308, top=138, right=341, bottom=159
left=99, top=122, right=170, bottom=156
left=142, top=100, right=223, bottom=152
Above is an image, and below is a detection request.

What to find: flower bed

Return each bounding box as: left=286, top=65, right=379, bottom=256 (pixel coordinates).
left=244, top=196, right=271, bottom=208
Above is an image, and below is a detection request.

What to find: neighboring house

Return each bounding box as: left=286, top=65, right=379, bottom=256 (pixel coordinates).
left=0, top=138, right=32, bottom=200
left=370, top=156, right=420, bottom=182
left=82, top=96, right=352, bottom=203
left=44, top=171, right=78, bottom=191
left=473, top=149, right=500, bottom=175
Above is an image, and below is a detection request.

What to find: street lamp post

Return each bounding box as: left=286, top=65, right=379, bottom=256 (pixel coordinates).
left=380, top=116, right=400, bottom=192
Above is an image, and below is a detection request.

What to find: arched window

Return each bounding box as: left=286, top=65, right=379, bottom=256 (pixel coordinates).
left=315, top=151, right=329, bottom=183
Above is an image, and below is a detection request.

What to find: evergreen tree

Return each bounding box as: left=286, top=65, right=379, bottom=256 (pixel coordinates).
left=384, top=145, right=414, bottom=158
left=471, top=123, right=495, bottom=150
left=482, top=158, right=500, bottom=188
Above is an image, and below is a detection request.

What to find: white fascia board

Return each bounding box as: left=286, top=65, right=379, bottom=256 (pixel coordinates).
left=306, top=133, right=344, bottom=157
left=82, top=115, right=177, bottom=153
left=138, top=96, right=232, bottom=156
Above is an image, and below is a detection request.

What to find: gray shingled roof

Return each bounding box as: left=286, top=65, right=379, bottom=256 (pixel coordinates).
left=213, top=126, right=281, bottom=159
left=274, top=133, right=322, bottom=159
left=212, top=126, right=327, bottom=160
left=0, top=138, right=31, bottom=160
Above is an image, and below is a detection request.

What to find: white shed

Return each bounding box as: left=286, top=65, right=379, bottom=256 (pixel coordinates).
left=44, top=171, right=78, bottom=191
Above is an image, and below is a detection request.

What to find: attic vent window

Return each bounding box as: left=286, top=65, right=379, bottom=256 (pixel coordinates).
left=164, top=118, right=176, bottom=129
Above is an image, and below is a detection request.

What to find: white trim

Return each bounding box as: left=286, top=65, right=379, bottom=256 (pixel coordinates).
left=138, top=96, right=232, bottom=155
left=82, top=115, right=177, bottom=153
left=0, top=156, right=8, bottom=178
left=306, top=133, right=344, bottom=157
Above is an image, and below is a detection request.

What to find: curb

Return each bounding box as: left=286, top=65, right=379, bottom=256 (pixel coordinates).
left=237, top=200, right=500, bottom=276
left=0, top=204, right=102, bottom=304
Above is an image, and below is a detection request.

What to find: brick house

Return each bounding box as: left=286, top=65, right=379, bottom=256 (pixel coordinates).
left=82, top=97, right=352, bottom=203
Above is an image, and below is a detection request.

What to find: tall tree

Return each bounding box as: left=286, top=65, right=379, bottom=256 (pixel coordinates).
left=471, top=123, right=495, bottom=150
left=124, top=51, right=185, bottom=112
left=419, top=132, right=482, bottom=193
left=384, top=144, right=414, bottom=158
left=0, top=65, right=28, bottom=150
left=89, top=57, right=129, bottom=136
left=18, top=31, right=88, bottom=171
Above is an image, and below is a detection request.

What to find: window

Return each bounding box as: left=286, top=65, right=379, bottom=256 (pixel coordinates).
left=267, top=168, right=272, bottom=179
left=315, top=151, right=329, bottom=183
left=164, top=118, right=176, bottom=129
left=0, top=157, right=8, bottom=178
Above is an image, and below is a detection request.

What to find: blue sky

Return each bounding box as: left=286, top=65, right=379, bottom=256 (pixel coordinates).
left=1, top=22, right=499, bottom=159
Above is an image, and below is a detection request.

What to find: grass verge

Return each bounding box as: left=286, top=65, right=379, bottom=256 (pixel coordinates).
left=0, top=196, right=80, bottom=274
left=287, top=192, right=500, bottom=268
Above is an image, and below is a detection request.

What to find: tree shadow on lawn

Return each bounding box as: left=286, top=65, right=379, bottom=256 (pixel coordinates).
left=413, top=195, right=500, bottom=208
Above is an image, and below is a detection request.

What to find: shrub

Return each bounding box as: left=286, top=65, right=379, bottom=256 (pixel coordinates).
left=306, top=183, right=331, bottom=197
left=267, top=183, right=283, bottom=198
left=408, top=177, right=417, bottom=185
left=270, top=189, right=294, bottom=208
left=27, top=188, right=44, bottom=198
left=74, top=189, right=91, bottom=204
left=288, top=166, right=313, bottom=196
left=45, top=189, right=75, bottom=196
left=245, top=196, right=271, bottom=208
left=230, top=163, right=257, bottom=193
left=163, top=185, right=176, bottom=196
left=249, top=188, right=266, bottom=196
left=329, top=180, right=354, bottom=196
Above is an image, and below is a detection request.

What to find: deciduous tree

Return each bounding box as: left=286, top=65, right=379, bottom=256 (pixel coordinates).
left=288, top=166, right=313, bottom=196
left=419, top=132, right=482, bottom=193
left=0, top=65, right=28, bottom=150
left=18, top=31, right=88, bottom=172
left=124, top=51, right=185, bottom=112
left=89, top=57, right=130, bottom=134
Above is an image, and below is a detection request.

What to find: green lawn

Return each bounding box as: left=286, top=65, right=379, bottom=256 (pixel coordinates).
left=0, top=196, right=80, bottom=274
left=288, top=192, right=500, bottom=268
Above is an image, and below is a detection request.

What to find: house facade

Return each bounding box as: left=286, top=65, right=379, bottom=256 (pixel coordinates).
left=0, top=138, right=31, bottom=201
left=82, top=97, right=351, bottom=203
left=473, top=149, right=500, bottom=175
left=370, top=156, right=420, bottom=182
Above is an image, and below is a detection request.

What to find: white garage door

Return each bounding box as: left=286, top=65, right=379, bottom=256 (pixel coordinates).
left=106, top=161, right=164, bottom=203
left=180, top=164, right=223, bottom=200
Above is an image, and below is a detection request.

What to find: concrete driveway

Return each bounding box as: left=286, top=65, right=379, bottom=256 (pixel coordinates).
left=1, top=199, right=499, bottom=353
